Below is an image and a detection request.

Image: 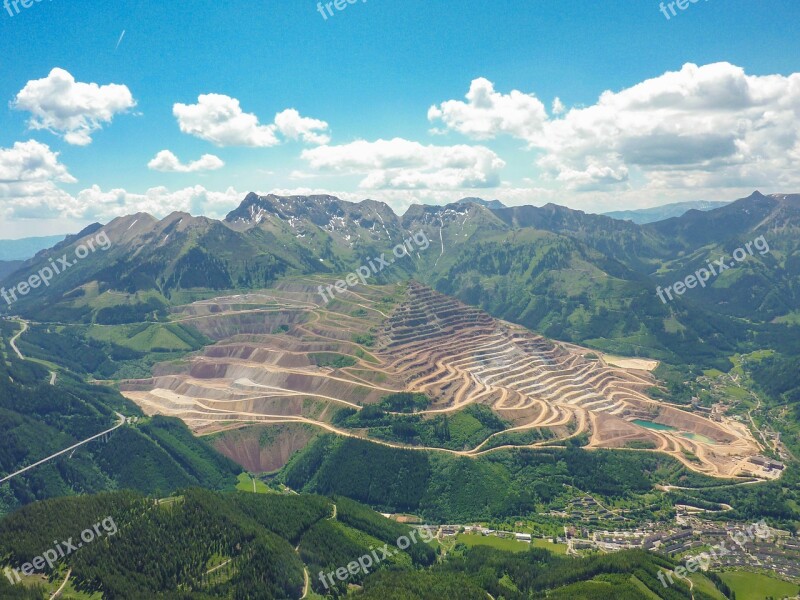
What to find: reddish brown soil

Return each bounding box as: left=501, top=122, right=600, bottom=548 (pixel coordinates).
left=210, top=423, right=316, bottom=473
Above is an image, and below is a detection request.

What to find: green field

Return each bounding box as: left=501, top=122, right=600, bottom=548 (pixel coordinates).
left=774, top=311, right=800, bottom=325
left=532, top=538, right=568, bottom=555
left=0, top=567, right=103, bottom=599
left=86, top=322, right=208, bottom=352
left=719, top=570, right=799, bottom=600
left=455, top=533, right=532, bottom=553
left=52, top=578, right=104, bottom=599
left=688, top=573, right=727, bottom=600
left=235, top=473, right=271, bottom=494
left=630, top=575, right=665, bottom=600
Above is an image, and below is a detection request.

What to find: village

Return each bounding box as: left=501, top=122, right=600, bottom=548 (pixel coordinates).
left=419, top=515, right=800, bottom=583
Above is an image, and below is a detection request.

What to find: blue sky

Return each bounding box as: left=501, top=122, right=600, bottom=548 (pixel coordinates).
left=1, top=0, right=799, bottom=236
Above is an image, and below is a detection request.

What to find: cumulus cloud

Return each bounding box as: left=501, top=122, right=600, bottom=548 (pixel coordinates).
left=0, top=140, right=75, bottom=184
left=147, top=150, right=224, bottom=173
left=428, top=77, right=548, bottom=141
left=12, top=68, right=136, bottom=146
left=173, top=94, right=329, bottom=147
left=173, top=94, right=279, bottom=147
left=1, top=182, right=243, bottom=224
left=430, top=63, right=800, bottom=191
left=71, top=185, right=243, bottom=221
left=0, top=140, right=78, bottom=220
left=274, top=109, right=331, bottom=144
left=0, top=138, right=240, bottom=223
left=301, top=138, right=505, bottom=190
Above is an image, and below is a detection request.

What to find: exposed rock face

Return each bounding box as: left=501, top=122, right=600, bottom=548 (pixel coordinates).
left=121, top=280, right=762, bottom=478
left=210, top=424, right=316, bottom=473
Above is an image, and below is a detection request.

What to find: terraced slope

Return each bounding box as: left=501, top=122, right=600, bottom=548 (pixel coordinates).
left=121, top=282, right=405, bottom=433
left=121, top=280, right=763, bottom=478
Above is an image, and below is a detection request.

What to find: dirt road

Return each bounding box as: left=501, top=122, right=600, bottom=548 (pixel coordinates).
left=8, top=318, right=27, bottom=359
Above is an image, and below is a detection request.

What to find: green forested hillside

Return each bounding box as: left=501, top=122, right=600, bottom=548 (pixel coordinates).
left=0, top=489, right=433, bottom=599
left=280, top=435, right=800, bottom=530
left=14, top=321, right=211, bottom=379
left=0, top=488, right=717, bottom=600
left=424, top=231, right=744, bottom=370
left=333, top=403, right=507, bottom=450
left=352, top=547, right=707, bottom=600
left=0, top=321, right=239, bottom=517
left=278, top=435, right=748, bottom=523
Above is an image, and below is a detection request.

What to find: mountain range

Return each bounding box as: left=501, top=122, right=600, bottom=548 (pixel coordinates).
left=1, top=191, right=799, bottom=599
left=1, top=191, right=798, bottom=373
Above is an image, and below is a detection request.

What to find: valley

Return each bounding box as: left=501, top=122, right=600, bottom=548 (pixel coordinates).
left=1, top=191, right=798, bottom=599
left=3, top=6, right=800, bottom=596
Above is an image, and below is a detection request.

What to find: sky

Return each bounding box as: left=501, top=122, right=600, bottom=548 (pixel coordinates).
left=0, top=0, right=799, bottom=237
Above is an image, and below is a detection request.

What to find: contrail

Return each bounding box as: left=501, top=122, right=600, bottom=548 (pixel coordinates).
left=115, top=30, right=126, bottom=51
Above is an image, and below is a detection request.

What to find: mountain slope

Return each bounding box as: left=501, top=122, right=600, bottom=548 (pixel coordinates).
left=0, top=320, right=240, bottom=518
left=644, top=192, right=800, bottom=320
left=0, top=487, right=703, bottom=600
left=2, top=191, right=798, bottom=372
left=0, top=488, right=436, bottom=599
left=0, top=260, right=23, bottom=281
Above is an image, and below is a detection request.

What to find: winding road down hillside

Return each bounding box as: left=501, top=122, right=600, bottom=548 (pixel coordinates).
left=2, top=319, right=129, bottom=485
left=8, top=318, right=57, bottom=385
left=8, top=318, right=27, bottom=360
left=3, top=318, right=126, bottom=483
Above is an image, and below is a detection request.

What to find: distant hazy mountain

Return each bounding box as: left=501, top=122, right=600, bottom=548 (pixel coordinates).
left=455, top=197, right=506, bottom=210
left=0, top=234, right=67, bottom=260
left=603, top=200, right=731, bottom=224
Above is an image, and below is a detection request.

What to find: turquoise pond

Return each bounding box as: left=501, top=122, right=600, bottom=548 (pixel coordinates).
left=631, top=419, right=676, bottom=431
left=631, top=420, right=717, bottom=445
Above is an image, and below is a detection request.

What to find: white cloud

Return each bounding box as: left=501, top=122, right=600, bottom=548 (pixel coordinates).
left=173, top=94, right=279, bottom=147
left=301, top=138, right=506, bottom=190
left=147, top=150, right=224, bottom=173
left=0, top=140, right=75, bottom=184
left=428, top=77, right=548, bottom=141
left=0, top=139, right=239, bottom=223
left=72, top=185, right=243, bottom=221
left=430, top=63, right=800, bottom=192
left=173, top=95, right=329, bottom=147
left=12, top=68, right=136, bottom=146
left=274, top=109, right=330, bottom=144
left=0, top=140, right=78, bottom=220
left=1, top=183, right=243, bottom=224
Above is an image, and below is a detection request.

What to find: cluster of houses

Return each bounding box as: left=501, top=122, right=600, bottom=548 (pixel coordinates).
left=427, top=519, right=800, bottom=583
left=706, top=527, right=800, bottom=581
left=589, top=522, right=800, bottom=582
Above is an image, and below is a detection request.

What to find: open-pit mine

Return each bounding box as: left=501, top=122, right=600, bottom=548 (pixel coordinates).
left=121, top=280, right=766, bottom=479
